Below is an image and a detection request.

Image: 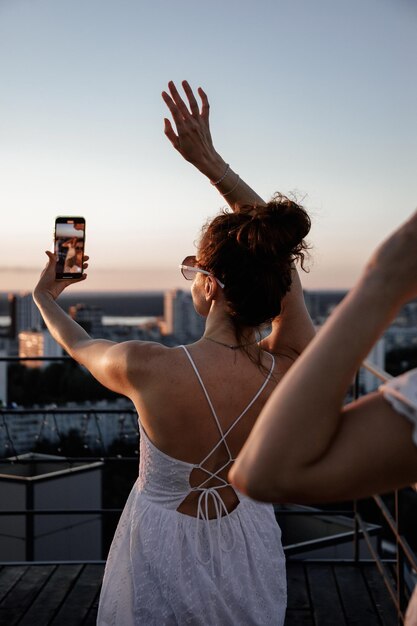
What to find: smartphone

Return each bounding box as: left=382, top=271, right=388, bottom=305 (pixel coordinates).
left=54, top=216, right=86, bottom=279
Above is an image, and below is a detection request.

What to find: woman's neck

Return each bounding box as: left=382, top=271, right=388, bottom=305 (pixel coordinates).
left=203, top=308, right=257, bottom=348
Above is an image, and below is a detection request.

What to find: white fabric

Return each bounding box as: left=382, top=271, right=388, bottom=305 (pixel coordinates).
left=380, top=368, right=417, bottom=447
left=97, top=348, right=286, bottom=625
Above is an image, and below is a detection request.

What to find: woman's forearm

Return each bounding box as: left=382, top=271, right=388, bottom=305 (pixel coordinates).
left=194, top=154, right=266, bottom=209
left=33, top=291, right=91, bottom=358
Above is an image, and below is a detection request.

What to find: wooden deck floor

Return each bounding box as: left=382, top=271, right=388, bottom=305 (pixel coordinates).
left=0, top=561, right=399, bottom=625
left=285, top=562, right=399, bottom=625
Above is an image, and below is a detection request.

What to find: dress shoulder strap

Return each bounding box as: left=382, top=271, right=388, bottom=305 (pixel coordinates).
left=181, top=345, right=225, bottom=438
left=180, top=345, right=275, bottom=440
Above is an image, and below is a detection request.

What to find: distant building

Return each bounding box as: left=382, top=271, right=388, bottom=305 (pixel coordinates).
left=163, top=289, right=205, bottom=343
left=9, top=293, right=42, bottom=338
left=384, top=326, right=417, bottom=352
left=69, top=303, right=103, bottom=336
left=18, top=330, right=62, bottom=368
left=304, top=290, right=347, bottom=326
left=361, top=338, right=386, bottom=393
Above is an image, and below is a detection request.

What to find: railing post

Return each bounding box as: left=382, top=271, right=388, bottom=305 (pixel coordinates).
left=353, top=500, right=360, bottom=563
left=352, top=372, right=360, bottom=564
left=26, top=482, right=34, bottom=561
left=395, top=489, right=406, bottom=622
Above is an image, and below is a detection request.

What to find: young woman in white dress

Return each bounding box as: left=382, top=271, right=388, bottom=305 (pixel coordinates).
left=33, top=81, right=315, bottom=625
left=230, top=209, right=417, bottom=625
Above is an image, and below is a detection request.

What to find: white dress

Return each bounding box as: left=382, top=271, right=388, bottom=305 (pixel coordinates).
left=97, top=346, right=286, bottom=625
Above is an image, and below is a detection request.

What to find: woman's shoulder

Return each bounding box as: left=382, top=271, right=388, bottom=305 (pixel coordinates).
left=122, top=341, right=194, bottom=377
left=122, top=340, right=182, bottom=365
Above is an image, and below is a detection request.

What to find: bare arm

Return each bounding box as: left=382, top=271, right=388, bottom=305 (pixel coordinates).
left=33, top=252, right=148, bottom=397
left=260, top=266, right=315, bottom=360
left=230, top=210, right=417, bottom=502
left=162, top=80, right=266, bottom=210
left=163, top=80, right=314, bottom=358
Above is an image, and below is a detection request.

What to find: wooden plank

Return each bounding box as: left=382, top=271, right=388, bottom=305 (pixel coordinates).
left=287, top=562, right=310, bottom=610
left=334, top=564, right=381, bottom=625
left=51, top=564, right=103, bottom=626
left=0, top=565, right=27, bottom=601
left=307, top=563, right=347, bottom=626
left=362, top=564, right=398, bottom=626
left=0, top=565, right=54, bottom=625
left=18, top=564, right=84, bottom=626
left=284, top=608, right=315, bottom=625
left=82, top=587, right=101, bottom=625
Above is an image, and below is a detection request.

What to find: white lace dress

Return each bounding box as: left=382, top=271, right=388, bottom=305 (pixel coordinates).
left=97, top=347, right=286, bottom=625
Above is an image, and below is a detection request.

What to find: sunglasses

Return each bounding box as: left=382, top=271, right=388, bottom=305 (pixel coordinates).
left=179, top=256, right=225, bottom=289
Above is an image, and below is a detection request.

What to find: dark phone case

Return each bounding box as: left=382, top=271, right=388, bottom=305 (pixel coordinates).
left=54, top=217, right=86, bottom=279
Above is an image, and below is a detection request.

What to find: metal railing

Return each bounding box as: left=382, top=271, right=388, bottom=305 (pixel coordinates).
left=275, top=362, right=414, bottom=622
left=350, top=360, right=417, bottom=624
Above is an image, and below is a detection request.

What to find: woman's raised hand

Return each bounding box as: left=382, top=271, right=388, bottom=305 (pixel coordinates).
left=162, top=81, right=223, bottom=177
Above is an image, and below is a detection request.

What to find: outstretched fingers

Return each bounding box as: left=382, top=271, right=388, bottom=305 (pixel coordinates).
left=182, top=80, right=199, bottom=116
left=167, top=81, right=192, bottom=120
left=198, top=87, right=210, bottom=121
left=163, top=117, right=179, bottom=150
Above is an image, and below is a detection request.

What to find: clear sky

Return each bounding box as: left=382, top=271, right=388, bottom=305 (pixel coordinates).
left=1, top=0, right=416, bottom=292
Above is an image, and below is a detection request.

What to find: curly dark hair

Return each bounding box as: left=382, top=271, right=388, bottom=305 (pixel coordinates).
left=197, top=193, right=311, bottom=332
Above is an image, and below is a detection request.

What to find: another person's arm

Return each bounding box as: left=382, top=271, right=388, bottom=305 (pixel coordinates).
left=230, top=211, right=417, bottom=502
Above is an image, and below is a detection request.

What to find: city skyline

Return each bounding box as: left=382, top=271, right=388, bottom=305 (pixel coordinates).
left=1, top=0, right=416, bottom=293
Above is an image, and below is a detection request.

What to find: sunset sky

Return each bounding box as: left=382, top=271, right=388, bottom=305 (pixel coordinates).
left=1, top=0, right=416, bottom=292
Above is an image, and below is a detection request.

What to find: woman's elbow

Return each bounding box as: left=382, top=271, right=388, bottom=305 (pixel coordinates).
left=229, top=461, right=288, bottom=503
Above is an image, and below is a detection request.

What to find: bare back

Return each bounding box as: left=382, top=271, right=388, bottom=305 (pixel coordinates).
left=127, top=340, right=292, bottom=517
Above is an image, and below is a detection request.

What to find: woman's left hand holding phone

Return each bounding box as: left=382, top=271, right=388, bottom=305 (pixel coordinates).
left=34, top=251, right=89, bottom=303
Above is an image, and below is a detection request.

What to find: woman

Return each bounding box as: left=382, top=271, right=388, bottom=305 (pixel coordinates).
left=33, top=81, right=315, bottom=625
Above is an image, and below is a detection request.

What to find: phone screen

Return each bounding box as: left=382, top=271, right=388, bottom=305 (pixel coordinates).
left=54, top=217, right=86, bottom=279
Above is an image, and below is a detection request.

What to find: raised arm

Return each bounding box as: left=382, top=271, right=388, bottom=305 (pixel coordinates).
left=33, top=252, right=149, bottom=397
left=162, top=80, right=266, bottom=210
left=230, top=211, right=417, bottom=502
left=260, top=266, right=315, bottom=360
left=163, top=80, right=314, bottom=358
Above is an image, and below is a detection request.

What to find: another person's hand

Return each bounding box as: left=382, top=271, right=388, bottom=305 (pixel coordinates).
left=363, top=209, right=417, bottom=306
left=162, top=80, right=221, bottom=176
left=34, top=251, right=88, bottom=302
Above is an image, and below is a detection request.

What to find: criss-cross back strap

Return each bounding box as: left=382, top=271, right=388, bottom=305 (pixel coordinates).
left=180, top=345, right=275, bottom=573
left=181, top=345, right=275, bottom=467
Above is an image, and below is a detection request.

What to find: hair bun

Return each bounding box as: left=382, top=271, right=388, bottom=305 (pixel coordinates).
left=235, top=193, right=311, bottom=267
left=197, top=193, right=311, bottom=331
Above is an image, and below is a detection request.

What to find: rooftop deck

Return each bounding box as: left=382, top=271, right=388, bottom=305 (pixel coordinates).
left=0, top=560, right=399, bottom=625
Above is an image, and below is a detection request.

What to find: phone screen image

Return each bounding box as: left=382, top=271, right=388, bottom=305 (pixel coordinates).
left=54, top=217, right=86, bottom=279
